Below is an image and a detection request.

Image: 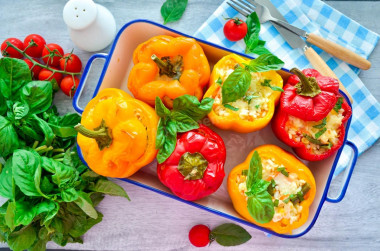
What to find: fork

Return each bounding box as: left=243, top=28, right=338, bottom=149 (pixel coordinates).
left=228, top=0, right=371, bottom=71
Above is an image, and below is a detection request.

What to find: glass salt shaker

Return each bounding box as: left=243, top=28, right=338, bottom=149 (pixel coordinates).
left=63, top=0, right=116, bottom=52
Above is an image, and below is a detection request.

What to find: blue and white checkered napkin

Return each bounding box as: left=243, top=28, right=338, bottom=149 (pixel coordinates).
left=194, top=0, right=380, bottom=177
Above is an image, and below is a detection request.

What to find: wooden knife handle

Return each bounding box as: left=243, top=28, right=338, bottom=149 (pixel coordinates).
left=304, top=46, right=353, bottom=104
left=307, top=33, right=371, bottom=70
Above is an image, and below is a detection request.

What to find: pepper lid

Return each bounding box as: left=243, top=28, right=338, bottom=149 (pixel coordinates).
left=63, top=0, right=97, bottom=30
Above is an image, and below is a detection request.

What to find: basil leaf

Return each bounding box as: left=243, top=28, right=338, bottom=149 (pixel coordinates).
left=210, top=223, right=251, bottom=246
left=260, top=79, right=284, bottom=92
left=156, top=118, right=166, bottom=150
left=246, top=179, right=270, bottom=196
left=29, top=115, right=55, bottom=146
left=13, top=101, right=29, bottom=120
left=88, top=179, right=130, bottom=200
left=251, top=45, right=272, bottom=55
left=249, top=54, right=284, bottom=73
left=5, top=201, right=16, bottom=231
left=247, top=151, right=262, bottom=188
left=171, top=111, right=199, bottom=132
left=315, top=127, right=327, bottom=139
left=49, top=112, right=81, bottom=126
left=19, top=81, right=52, bottom=115
left=333, top=97, right=344, bottom=112
left=0, top=57, right=32, bottom=98
left=313, top=117, right=327, bottom=129
left=172, top=95, right=214, bottom=121
left=0, top=158, right=14, bottom=199
left=157, top=119, right=177, bottom=164
left=244, top=12, right=261, bottom=53
left=155, top=96, right=170, bottom=118
left=247, top=190, right=274, bottom=224
left=14, top=200, right=56, bottom=226
left=12, top=149, right=45, bottom=197
left=41, top=157, right=78, bottom=188
left=74, top=191, right=98, bottom=219
left=223, top=104, right=239, bottom=111
left=7, top=224, right=37, bottom=251
left=61, top=188, right=79, bottom=202
left=160, top=0, right=188, bottom=24
left=222, top=66, right=251, bottom=104
left=68, top=211, right=103, bottom=238
left=0, top=115, right=19, bottom=157
left=216, top=77, right=223, bottom=86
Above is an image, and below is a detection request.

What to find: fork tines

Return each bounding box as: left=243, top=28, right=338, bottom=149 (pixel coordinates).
left=227, top=0, right=255, bottom=17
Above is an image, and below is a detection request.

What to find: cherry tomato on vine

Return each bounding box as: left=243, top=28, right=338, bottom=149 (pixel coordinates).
left=38, top=68, right=63, bottom=85
left=23, top=59, right=42, bottom=79
left=42, top=43, right=64, bottom=67
left=23, top=34, right=46, bottom=58
left=223, top=18, right=248, bottom=42
left=1, top=38, right=24, bottom=58
left=188, top=224, right=211, bottom=247
left=59, top=53, right=82, bottom=73
left=60, top=76, right=79, bottom=97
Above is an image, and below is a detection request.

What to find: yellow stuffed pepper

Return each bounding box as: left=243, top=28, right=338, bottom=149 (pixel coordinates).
left=128, top=35, right=210, bottom=108
left=75, top=88, right=159, bottom=178
left=228, top=145, right=316, bottom=234
left=204, top=54, right=283, bottom=133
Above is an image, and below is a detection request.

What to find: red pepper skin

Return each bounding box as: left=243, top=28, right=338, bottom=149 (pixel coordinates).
left=157, top=124, right=226, bottom=201
left=282, top=69, right=339, bottom=122
left=272, top=94, right=352, bottom=161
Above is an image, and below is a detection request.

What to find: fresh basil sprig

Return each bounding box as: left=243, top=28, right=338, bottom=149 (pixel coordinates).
left=210, top=223, right=251, bottom=246
left=245, top=151, right=274, bottom=224
left=244, top=12, right=271, bottom=55
left=160, top=0, right=188, bottom=25
left=221, top=54, right=284, bottom=104
left=155, top=95, right=214, bottom=164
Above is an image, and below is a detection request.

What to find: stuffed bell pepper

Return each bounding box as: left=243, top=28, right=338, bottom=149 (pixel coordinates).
left=228, top=145, right=316, bottom=234
left=272, top=68, right=352, bottom=161
left=128, top=35, right=210, bottom=108
left=76, top=88, right=159, bottom=178
left=157, top=124, right=226, bottom=201
left=204, top=53, right=284, bottom=133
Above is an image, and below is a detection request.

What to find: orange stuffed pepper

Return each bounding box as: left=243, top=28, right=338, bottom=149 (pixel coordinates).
left=228, top=145, right=316, bottom=234
left=128, top=35, right=210, bottom=108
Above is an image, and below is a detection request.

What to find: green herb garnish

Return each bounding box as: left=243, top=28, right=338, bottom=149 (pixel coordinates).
left=277, top=167, right=289, bottom=177
left=216, top=77, right=223, bottom=86
left=243, top=94, right=259, bottom=104
left=267, top=179, right=276, bottom=196
left=273, top=199, right=279, bottom=207
left=255, top=104, right=260, bottom=109
left=333, top=97, right=344, bottom=112
left=260, top=79, right=284, bottom=92
left=283, top=197, right=290, bottom=204
left=313, top=117, right=327, bottom=129
left=224, top=104, right=239, bottom=111
left=315, top=127, right=327, bottom=139
left=244, top=12, right=272, bottom=55
left=241, top=169, right=248, bottom=176
left=303, top=134, right=323, bottom=145
left=245, top=151, right=274, bottom=224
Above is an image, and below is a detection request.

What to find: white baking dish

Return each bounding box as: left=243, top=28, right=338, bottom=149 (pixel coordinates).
left=72, top=19, right=358, bottom=238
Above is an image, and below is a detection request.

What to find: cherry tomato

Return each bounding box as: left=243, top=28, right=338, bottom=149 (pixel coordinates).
left=59, top=53, right=82, bottom=73
left=188, top=224, right=210, bottom=247
left=38, top=68, right=63, bottom=85
left=223, top=18, right=248, bottom=42
left=42, top=43, right=64, bottom=67
left=23, top=34, right=46, bottom=58
left=1, top=38, right=24, bottom=58
left=23, top=59, right=42, bottom=79
left=60, top=76, right=79, bottom=97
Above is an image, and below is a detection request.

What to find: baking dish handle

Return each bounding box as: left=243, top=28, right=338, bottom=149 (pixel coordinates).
left=326, top=140, right=358, bottom=203
left=72, top=53, right=108, bottom=114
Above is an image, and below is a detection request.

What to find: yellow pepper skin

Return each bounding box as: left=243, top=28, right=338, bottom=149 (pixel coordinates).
left=204, top=54, right=283, bottom=133
left=128, top=35, right=210, bottom=108
left=76, top=88, right=158, bottom=178
left=228, top=145, right=316, bottom=234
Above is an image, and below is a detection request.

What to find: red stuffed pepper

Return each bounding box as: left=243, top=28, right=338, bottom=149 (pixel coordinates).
left=272, top=68, right=352, bottom=161
left=157, top=124, right=226, bottom=201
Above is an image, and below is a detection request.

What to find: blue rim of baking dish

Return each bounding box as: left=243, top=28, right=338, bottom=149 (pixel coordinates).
left=73, top=19, right=358, bottom=238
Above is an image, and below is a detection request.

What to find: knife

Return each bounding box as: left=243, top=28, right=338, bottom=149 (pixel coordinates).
left=250, top=0, right=353, bottom=103
left=251, top=0, right=371, bottom=71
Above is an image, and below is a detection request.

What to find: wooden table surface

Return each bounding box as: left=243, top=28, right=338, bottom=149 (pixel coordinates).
left=1, top=0, right=379, bottom=250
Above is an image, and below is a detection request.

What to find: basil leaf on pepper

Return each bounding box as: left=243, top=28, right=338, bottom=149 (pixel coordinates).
left=155, top=95, right=214, bottom=164
left=221, top=54, right=284, bottom=104
left=245, top=151, right=274, bottom=224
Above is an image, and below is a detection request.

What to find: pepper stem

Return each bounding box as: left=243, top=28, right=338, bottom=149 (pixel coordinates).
left=75, top=120, right=112, bottom=151
left=151, top=54, right=169, bottom=70
left=178, top=152, right=208, bottom=180
left=290, top=68, right=321, bottom=97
